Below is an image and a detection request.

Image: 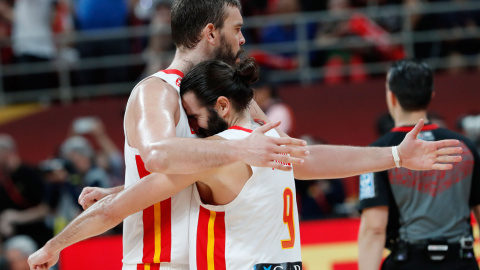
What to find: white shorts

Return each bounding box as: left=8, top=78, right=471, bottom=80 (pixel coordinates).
left=123, top=264, right=189, bottom=270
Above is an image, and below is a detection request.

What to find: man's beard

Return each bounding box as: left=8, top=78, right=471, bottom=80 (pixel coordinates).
left=196, top=108, right=229, bottom=138
left=213, top=34, right=244, bottom=65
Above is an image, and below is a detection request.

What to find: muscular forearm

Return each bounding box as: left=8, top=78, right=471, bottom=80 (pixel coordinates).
left=43, top=194, right=123, bottom=255
left=43, top=173, right=194, bottom=255
left=141, top=137, right=240, bottom=174
left=294, top=145, right=394, bottom=180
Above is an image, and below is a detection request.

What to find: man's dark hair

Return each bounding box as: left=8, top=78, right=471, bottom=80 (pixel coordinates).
left=387, top=59, right=434, bottom=111
left=171, top=0, right=241, bottom=49
left=180, top=58, right=259, bottom=112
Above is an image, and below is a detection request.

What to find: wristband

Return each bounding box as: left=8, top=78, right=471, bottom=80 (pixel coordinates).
left=392, top=146, right=401, bottom=168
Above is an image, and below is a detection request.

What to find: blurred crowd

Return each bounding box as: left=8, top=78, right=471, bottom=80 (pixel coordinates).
left=0, top=117, right=123, bottom=270
left=0, top=0, right=476, bottom=92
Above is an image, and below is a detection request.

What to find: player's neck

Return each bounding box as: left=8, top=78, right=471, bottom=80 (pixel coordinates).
left=394, top=110, right=429, bottom=127
left=229, top=114, right=259, bottom=131
left=168, top=48, right=211, bottom=74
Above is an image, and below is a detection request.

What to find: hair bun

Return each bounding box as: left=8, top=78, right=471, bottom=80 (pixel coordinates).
left=234, top=58, right=259, bottom=86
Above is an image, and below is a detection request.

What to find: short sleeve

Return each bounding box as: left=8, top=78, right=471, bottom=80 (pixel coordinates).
left=359, top=170, right=390, bottom=210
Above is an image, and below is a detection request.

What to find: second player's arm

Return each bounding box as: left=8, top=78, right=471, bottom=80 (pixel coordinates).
left=28, top=169, right=210, bottom=270
left=292, top=120, right=462, bottom=180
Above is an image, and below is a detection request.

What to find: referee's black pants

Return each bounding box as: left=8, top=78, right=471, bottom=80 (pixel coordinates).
left=382, top=244, right=479, bottom=270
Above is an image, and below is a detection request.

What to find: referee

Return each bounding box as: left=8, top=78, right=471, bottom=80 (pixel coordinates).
left=358, top=59, right=480, bottom=270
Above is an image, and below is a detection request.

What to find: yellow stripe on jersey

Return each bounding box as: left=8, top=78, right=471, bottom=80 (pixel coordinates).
left=145, top=263, right=151, bottom=270
left=154, top=202, right=161, bottom=263
left=207, top=211, right=217, bottom=270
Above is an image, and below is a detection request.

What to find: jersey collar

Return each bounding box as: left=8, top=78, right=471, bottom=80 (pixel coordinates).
left=391, top=123, right=439, bottom=132
left=160, top=69, right=185, bottom=78
left=229, top=126, right=253, bottom=133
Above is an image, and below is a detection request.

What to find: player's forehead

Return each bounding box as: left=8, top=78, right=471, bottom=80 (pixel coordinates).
left=223, top=5, right=243, bottom=28
left=182, top=92, right=203, bottom=114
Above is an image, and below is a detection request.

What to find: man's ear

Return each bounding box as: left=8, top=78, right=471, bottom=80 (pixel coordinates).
left=203, top=23, right=217, bottom=45
left=215, top=96, right=230, bottom=117
left=387, top=89, right=397, bottom=107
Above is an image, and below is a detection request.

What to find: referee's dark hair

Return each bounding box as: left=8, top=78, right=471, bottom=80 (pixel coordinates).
left=180, top=58, right=259, bottom=113
left=387, top=59, right=434, bottom=111
left=171, top=0, right=241, bottom=50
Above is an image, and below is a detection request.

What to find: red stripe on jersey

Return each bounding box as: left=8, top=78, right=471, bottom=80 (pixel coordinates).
left=229, top=125, right=253, bottom=133
left=142, top=204, right=156, bottom=263
left=160, top=199, right=172, bottom=262
left=136, top=264, right=144, bottom=270
left=214, top=211, right=226, bottom=270
left=391, top=124, right=439, bottom=133
left=151, top=263, right=161, bottom=270
left=135, top=155, right=150, bottom=178
left=136, top=155, right=156, bottom=263
left=196, top=206, right=210, bottom=270
left=160, top=69, right=185, bottom=78
left=136, top=155, right=172, bottom=264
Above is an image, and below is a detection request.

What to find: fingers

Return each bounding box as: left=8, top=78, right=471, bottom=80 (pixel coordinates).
left=252, top=121, right=281, bottom=134
left=270, top=153, right=305, bottom=166
left=431, top=163, right=454, bottom=170
left=436, top=146, right=463, bottom=156
left=271, top=137, right=308, bottom=147
left=407, top=119, right=424, bottom=139
left=436, top=155, right=463, bottom=163
left=434, top=139, right=461, bottom=148
left=78, top=187, right=94, bottom=205
left=267, top=161, right=293, bottom=171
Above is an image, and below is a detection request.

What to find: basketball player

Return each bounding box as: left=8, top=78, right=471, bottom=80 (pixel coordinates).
left=28, top=58, right=462, bottom=270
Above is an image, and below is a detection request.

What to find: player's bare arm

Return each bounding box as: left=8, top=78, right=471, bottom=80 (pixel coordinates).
left=28, top=150, right=224, bottom=270
left=286, top=120, right=462, bottom=180
left=78, top=185, right=125, bottom=210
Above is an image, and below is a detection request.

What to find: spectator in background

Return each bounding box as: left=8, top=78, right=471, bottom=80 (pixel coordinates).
left=0, top=0, right=12, bottom=65
left=314, top=0, right=371, bottom=83
left=70, top=117, right=124, bottom=186
left=40, top=135, right=111, bottom=235
left=3, top=235, right=36, bottom=270
left=59, top=135, right=111, bottom=191
left=253, top=77, right=296, bottom=135
left=254, top=0, right=316, bottom=70
left=0, top=135, right=51, bottom=248
left=437, top=0, right=480, bottom=72
left=141, top=0, right=175, bottom=77
left=73, top=0, right=130, bottom=85
left=10, top=0, right=58, bottom=91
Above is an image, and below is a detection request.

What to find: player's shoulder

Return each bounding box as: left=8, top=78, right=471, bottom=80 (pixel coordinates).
left=137, top=77, right=178, bottom=94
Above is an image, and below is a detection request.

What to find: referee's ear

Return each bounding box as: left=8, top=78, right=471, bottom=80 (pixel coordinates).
left=386, top=89, right=397, bottom=108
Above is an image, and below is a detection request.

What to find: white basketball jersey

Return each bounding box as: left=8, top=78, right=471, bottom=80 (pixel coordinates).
left=123, top=69, right=196, bottom=270
left=189, top=126, right=302, bottom=270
